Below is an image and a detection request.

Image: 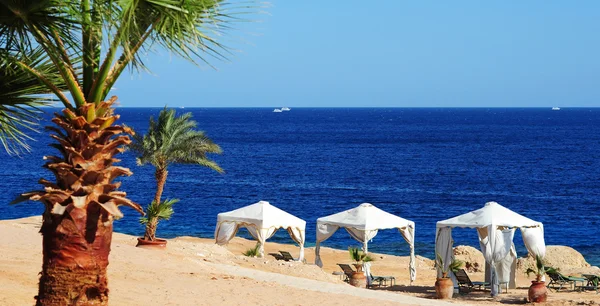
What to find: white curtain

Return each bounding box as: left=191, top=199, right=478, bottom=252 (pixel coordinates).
left=521, top=225, right=546, bottom=281
left=400, top=225, right=416, bottom=284
left=522, top=225, right=546, bottom=258
left=246, top=226, right=278, bottom=258
left=287, top=227, right=306, bottom=261
left=215, top=222, right=239, bottom=245
left=483, top=226, right=515, bottom=296
left=476, top=227, right=491, bottom=283
left=315, top=223, right=340, bottom=267
left=363, top=261, right=372, bottom=286
left=435, top=227, right=457, bottom=286
left=495, top=242, right=517, bottom=289
left=345, top=228, right=378, bottom=253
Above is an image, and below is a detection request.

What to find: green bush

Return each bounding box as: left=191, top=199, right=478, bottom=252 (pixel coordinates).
left=243, top=243, right=261, bottom=257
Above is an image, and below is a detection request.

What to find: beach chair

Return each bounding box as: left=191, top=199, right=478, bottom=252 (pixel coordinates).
left=337, top=264, right=355, bottom=282
left=453, top=269, right=489, bottom=292
left=581, top=274, right=600, bottom=293
left=279, top=250, right=296, bottom=261
left=546, top=270, right=586, bottom=291
left=268, top=252, right=284, bottom=260
left=369, top=273, right=396, bottom=287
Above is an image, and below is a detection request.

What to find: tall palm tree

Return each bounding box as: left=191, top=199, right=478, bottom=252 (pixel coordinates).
left=1, top=1, right=251, bottom=304
left=130, top=108, right=223, bottom=241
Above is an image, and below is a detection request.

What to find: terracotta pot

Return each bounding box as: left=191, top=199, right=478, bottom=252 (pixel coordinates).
left=528, top=281, right=547, bottom=303
left=435, top=277, right=454, bottom=299
left=349, top=271, right=367, bottom=288
left=136, top=237, right=167, bottom=249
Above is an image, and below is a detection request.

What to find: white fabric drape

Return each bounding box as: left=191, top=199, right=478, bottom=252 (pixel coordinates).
left=486, top=226, right=515, bottom=296
left=495, top=244, right=517, bottom=289
left=400, top=225, right=417, bottom=284
left=522, top=225, right=546, bottom=258
left=363, top=261, right=372, bottom=286
left=345, top=228, right=378, bottom=253
left=215, top=222, right=239, bottom=245
left=522, top=225, right=546, bottom=281
left=287, top=227, right=306, bottom=261
left=435, top=227, right=458, bottom=286
left=315, top=223, right=340, bottom=267
left=246, top=227, right=278, bottom=258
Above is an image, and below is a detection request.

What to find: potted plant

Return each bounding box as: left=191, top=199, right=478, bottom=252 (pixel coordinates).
left=435, top=254, right=464, bottom=299
left=525, top=255, right=552, bottom=303
left=130, top=108, right=223, bottom=248
left=348, top=247, right=374, bottom=288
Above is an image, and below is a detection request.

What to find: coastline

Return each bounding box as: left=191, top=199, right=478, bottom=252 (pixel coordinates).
left=1, top=216, right=598, bottom=306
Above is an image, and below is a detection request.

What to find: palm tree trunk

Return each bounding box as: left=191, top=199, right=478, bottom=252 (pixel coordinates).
left=144, top=167, right=168, bottom=241
left=153, top=167, right=168, bottom=205
left=37, top=210, right=112, bottom=305
left=17, top=98, right=142, bottom=305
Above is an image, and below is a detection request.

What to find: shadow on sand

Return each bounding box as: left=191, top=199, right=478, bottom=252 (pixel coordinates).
left=369, top=285, right=530, bottom=304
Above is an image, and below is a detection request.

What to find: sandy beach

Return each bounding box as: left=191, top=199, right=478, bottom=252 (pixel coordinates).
left=1, top=216, right=598, bottom=306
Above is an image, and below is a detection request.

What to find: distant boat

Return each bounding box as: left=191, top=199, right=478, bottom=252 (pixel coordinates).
left=281, top=107, right=291, bottom=111
left=273, top=109, right=283, bottom=113
left=552, top=107, right=560, bottom=111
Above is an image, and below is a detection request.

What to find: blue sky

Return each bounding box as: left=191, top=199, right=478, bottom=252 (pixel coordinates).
left=112, top=1, right=600, bottom=107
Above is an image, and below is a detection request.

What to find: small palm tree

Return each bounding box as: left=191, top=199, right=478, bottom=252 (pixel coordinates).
left=130, top=108, right=223, bottom=241
left=435, top=253, right=464, bottom=278
left=526, top=255, right=554, bottom=282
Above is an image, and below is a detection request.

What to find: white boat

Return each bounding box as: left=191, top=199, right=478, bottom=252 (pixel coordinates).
left=552, top=107, right=560, bottom=111
left=281, top=107, right=291, bottom=111
left=273, top=109, right=283, bottom=112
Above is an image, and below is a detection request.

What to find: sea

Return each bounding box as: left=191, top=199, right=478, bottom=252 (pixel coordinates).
left=1, top=108, right=599, bottom=266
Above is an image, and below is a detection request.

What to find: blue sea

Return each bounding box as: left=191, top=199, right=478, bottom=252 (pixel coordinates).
left=1, top=108, right=599, bottom=266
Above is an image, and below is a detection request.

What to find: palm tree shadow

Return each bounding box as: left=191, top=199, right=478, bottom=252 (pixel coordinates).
left=370, top=284, right=435, bottom=297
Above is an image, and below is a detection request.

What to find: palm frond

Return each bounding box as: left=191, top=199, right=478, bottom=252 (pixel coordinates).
left=129, top=107, right=223, bottom=173
left=0, top=1, right=81, bottom=53
left=448, top=258, right=464, bottom=273
left=139, top=198, right=178, bottom=224
left=0, top=47, right=66, bottom=155
left=243, top=243, right=260, bottom=257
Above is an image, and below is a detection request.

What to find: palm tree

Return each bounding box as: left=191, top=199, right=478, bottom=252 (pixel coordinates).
left=1, top=1, right=250, bottom=304
left=130, top=108, right=223, bottom=241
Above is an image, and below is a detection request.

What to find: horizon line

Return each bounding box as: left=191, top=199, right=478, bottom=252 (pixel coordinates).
left=39, top=106, right=600, bottom=109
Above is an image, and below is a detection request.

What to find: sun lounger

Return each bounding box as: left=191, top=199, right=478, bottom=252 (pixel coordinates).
left=546, top=270, right=587, bottom=291
left=581, top=274, right=600, bottom=293
left=268, top=252, right=284, bottom=260
left=337, top=263, right=355, bottom=282
left=453, top=269, right=489, bottom=292
left=279, top=250, right=296, bottom=261
left=369, top=273, right=396, bottom=287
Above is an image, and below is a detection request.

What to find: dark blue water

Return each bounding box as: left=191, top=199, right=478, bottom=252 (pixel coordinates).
left=2, top=108, right=599, bottom=266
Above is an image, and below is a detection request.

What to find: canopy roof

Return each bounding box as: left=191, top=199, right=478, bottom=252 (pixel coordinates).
left=436, top=201, right=541, bottom=229
left=217, top=200, right=306, bottom=229
left=317, top=203, right=414, bottom=231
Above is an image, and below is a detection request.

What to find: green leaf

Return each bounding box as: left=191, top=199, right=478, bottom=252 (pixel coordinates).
left=129, top=107, right=224, bottom=172
left=139, top=198, right=178, bottom=225
left=0, top=48, right=65, bottom=155
left=242, top=243, right=260, bottom=257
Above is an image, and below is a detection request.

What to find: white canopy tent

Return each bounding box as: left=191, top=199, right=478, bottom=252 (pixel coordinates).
left=215, top=201, right=306, bottom=261
left=315, top=203, right=416, bottom=284
left=436, top=201, right=546, bottom=296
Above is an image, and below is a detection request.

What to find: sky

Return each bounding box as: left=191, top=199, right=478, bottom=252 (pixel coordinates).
left=112, top=1, right=600, bottom=108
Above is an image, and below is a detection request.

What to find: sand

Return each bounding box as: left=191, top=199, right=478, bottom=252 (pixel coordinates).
left=0, top=216, right=598, bottom=306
